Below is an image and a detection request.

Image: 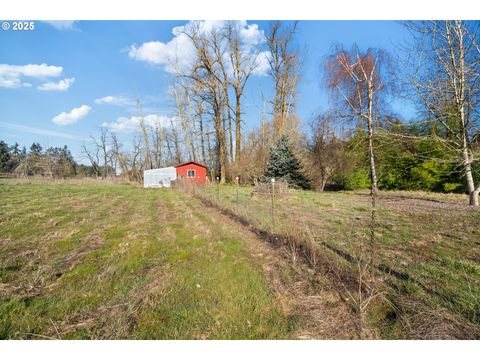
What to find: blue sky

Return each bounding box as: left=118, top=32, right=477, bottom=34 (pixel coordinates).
left=0, top=20, right=414, bottom=161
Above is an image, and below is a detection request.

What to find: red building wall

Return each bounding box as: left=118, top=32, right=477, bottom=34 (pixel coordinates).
left=175, top=161, right=207, bottom=185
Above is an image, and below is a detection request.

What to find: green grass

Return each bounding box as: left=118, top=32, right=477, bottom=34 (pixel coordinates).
left=3, top=180, right=479, bottom=338
left=0, top=182, right=294, bottom=339
left=198, top=184, right=480, bottom=329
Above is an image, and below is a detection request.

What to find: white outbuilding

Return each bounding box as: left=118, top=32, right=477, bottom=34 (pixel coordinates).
left=143, top=167, right=177, bottom=188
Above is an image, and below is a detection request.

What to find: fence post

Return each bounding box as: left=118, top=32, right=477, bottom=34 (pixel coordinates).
left=211, top=179, right=214, bottom=204
left=216, top=176, right=220, bottom=205
left=271, top=178, right=275, bottom=233
left=235, top=176, right=239, bottom=214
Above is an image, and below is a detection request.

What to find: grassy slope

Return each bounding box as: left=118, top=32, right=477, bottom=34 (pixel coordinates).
left=0, top=183, right=294, bottom=339
left=199, top=185, right=480, bottom=331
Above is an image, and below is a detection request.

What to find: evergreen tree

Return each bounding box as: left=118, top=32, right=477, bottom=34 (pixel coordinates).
left=6, top=142, right=22, bottom=172
left=10, top=142, right=20, bottom=157
left=30, top=142, right=42, bottom=156
left=263, top=135, right=311, bottom=189
left=0, top=141, right=11, bottom=172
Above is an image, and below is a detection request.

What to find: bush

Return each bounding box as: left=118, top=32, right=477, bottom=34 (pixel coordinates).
left=344, top=168, right=371, bottom=190
left=443, top=182, right=462, bottom=193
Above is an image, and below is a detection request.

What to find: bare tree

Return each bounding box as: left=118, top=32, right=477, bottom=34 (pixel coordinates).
left=81, top=143, right=100, bottom=178
left=167, top=21, right=262, bottom=182
left=136, top=99, right=153, bottom=170
left=95, top=128, right=110, bottom=179
left=171, top=52, right=200, bottom=163
left=151, top=122, right=165, bottom=168
left=194, top=83, right=207, bottom=163
left=130, top=136, right=143, bottom=183
left=406, top=20, right=480, bottom=206
left=174, top=82, right=200, bottom=162
left=164, top=127, right=174, bottom=165
left=83, top=129, right=111, bottom=179
left=324, top=44, right=393, bottom=243
left=307, top=112, right=345, bottom=191
left=111, top=134, right=129, bottom=180
left=185, top=84, right=199, bottom=161
left=266, top=21, right=301, bottom=138
left=169, top=117, right=182, bottom=164
left=211, top=29, right=234, bottom=164
left=178, top=21, right=228, bottom=183
left=226, top=21, right=261, bottom=161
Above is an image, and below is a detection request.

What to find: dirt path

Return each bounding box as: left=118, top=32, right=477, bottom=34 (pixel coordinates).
left=191, top=197, right=363, bottom=339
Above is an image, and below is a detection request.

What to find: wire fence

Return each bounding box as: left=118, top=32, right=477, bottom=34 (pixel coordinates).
left=194, top=181, right=326, bottom=271
left=173, top=178, right=480, bottom=333
left=174, top=179, right=321, bottom=242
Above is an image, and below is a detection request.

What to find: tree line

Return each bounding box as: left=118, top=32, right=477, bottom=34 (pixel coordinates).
left=2, top=21, right=479, bottom=206
left=0, top=141, right=97, bottom=178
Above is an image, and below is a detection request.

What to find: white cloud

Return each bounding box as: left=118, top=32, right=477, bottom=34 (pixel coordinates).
left=0, top=77, right=22, bottom=88
left=8, top=64, right=63, bottom=77
left=102, top=114, right=177, bottom=134
left=128, top=20, right=268, bottom=75
left=239, top=23, right=265, bottom=46
left=38, top=78, right=75, bottom=91
left=95, top=95, right=135, bottom=106
left=52, top=105, right=91, bottom=126
left=128, top=34, right=194, bottom=74
left=252, top=51, right=271, bottom=76
left=42, top=21, right=77, bottom=31
left=0, top=63, right=63, bottom=89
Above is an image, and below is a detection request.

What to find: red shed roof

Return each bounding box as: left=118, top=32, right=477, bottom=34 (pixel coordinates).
left=175, top=161, right=208, bottom=169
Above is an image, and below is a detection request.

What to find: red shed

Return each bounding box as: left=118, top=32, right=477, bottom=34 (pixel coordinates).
left=175, top=161, right=208, bottom=185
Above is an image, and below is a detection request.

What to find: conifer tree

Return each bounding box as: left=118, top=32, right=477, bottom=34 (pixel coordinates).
left=263, top=135, right=311, bottom=189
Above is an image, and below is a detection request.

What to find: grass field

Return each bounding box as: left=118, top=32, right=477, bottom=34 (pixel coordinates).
left=197, top=184, right=480, bottom=337
left=0, top=182, right=296, bottom=339
left=1, top=180, right=479, bottom=339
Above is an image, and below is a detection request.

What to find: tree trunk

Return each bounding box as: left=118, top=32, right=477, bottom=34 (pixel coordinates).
left=173, top=86, right=195, bottom=162
left=367, top=123, right=378, bottom=192
left=228, top=109, right=234, bottom=164
left=170, top=118, right=181, bottom=164
left=165, top=132, right=173, bottom=165
left=197, top=97, right=206, bottom=164
left=206, top=125, right=213, bottom=168
left=367, top=86, right=378, bottom=193
left=464, top=149, right=479, bottom=206
left=185, top=88, right=198, bottom=162
left=137, top=100, right=152, bottom=170
left=223, top=81, right=233, bottom=164
left=158, top=125, right=164, bottom=167
left=367, top=83, right=377, bottom=245
left=235, top=93, right=241, bottom=161
left=455, top=22, right=479, bottom=206
left=103, top=151, right=107, bottom=179
left=215, top=107, right=227, bottom=184
left=318, top=179, right=327, bottom=192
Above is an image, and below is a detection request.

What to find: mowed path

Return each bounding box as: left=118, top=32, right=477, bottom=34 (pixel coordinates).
left=0, top=182, right=358, bottom=339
